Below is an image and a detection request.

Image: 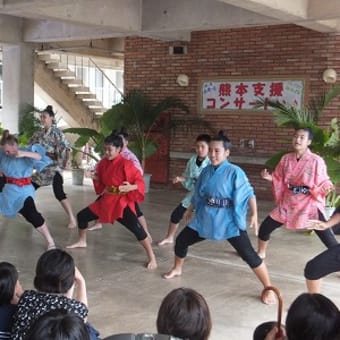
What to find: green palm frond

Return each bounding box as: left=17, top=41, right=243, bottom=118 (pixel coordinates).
left=256, top=98, right=314, bottom=127
left=63, top=89, right=192, bottom=168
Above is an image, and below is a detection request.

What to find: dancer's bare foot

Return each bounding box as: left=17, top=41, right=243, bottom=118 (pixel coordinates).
left=157, top=237, right=174, bottom=246
left=146, top=257, right=157, bottom=270
left=261, top=289, right=277, bottom=305
left=88, top=223, right=103, bottom=231
left=66, top=240, right=87, bottom=249
left=163, top=268, right=182, bottom=279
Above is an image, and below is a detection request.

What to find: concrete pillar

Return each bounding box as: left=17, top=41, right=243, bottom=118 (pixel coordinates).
left=1, top=43, right=34, bottom=133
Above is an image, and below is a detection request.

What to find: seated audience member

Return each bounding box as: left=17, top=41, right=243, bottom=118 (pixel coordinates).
left=262, top=293, right=340, bottom=340
left=26, top=309, right=90, bottom=340
left=103, top=334, right=175, bottom=340
left=0, top=262, right=23, bottom=340
left=156, top=287, right=212, bottom=340
left=11, top=249, right=99, bottom=340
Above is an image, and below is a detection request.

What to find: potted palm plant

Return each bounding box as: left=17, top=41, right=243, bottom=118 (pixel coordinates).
left=64, top=89, right=191, bottom=191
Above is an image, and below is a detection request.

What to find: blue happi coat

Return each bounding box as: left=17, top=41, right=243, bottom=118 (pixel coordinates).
left=0, top=144, right=51, bottom=217
left=189, top=160, right=255, bottom=240
left=180, top=155, right=210, bottom=208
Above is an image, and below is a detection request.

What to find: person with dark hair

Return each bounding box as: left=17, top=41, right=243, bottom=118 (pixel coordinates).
left=257, top=127, right=337, bottom=259
left=26, top=309, right=90, bottom=340
left=67, top=133, right=157, bottom=270
left=305, top=207, right=340, bottom=293
left=88, top=128, right=153, bottom=243
left=11, top=249, right=97, bottom=340
left=29, top=105, right=77, bottom=229
left=0, top=262, right=23, bottom=340
left=0, top=130, right=55, bottom=249
left=163, top=131, right=276, bottom=304
left=262, top=293, right=340, bottom=340
left=158, top=134, right=211, bottom=246
left=156, top=287, right=212, bottom=340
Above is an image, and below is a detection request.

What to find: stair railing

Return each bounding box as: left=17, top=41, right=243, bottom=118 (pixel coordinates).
left=50, top=53, right=123, bottom=109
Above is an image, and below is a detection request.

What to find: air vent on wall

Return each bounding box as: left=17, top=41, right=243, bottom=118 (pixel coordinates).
left=169, top=45, right=187, bottom=55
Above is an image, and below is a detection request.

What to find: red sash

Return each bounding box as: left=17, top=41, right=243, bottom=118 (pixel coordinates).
left=6, top=176, right=32, bottom=187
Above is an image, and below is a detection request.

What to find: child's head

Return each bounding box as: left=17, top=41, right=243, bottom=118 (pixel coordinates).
left=195, top=134, right=211, bottom=159
left=286, top=293, right=340, bottom=340
left=209, top=130, right=232, bottom=167
left=103, top=132, right=123, bottom=160
left=34, top=249, right=75, bottom=294
left=0, top=262, right=19, bottom=305
left=26, top=309, right=90, bottom=340
left=156, top=287, right=212, bottom=340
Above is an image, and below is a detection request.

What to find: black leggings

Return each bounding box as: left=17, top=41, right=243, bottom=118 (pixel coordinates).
left=258, top=213, right=338, bottom=249
left=77, top=205, right=147, bottom=241
left=19, top=197, right=44, bottom=228
left=175, top=226, right=262, bottom=269
left=305, top=245, right=340, bottom=280
left=170, top=203, right=187, bottom=224
left=135, top=203, right=143, bottom=218
left=33, top=172, right=67, bottom=201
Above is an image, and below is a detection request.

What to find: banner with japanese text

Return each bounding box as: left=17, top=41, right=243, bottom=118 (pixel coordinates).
left=201, top=79, right=304, bottom=112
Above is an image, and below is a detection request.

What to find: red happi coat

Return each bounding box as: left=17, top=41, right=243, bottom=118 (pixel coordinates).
left=89, top=154, right=145, bottom=223
left=270, top=149, right=334, bottom=229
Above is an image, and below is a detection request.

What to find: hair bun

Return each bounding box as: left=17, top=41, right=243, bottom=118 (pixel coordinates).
left=217, top=130, right=228, bottom=138
left=44, top=105, right=55, bottom=116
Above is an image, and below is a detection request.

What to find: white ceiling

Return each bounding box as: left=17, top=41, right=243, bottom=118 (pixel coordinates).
left=0, top=0, right=340, bottom=46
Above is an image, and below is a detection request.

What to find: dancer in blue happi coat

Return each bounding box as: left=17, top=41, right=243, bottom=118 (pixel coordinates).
left=158, top=134, right=211, bottom=245
left=0, top=130, right=55, bottom=249
left=163, top=130, right=276, bottom=305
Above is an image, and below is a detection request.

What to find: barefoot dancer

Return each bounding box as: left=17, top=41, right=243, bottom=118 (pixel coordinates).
left=305, top=208, right=340, bottom=293
left=67, top=133, right=157, bottom=270
left=158, top=134, right=211, bottom=246
left=164, top=131, right=276, bottom=305
left=257, top=127, right=337, bottom=259
left=29, top=105, right=77, bottom=229
left=0, top=130, right=55, bottom=249
left=89, top=128, right=152, bottom=243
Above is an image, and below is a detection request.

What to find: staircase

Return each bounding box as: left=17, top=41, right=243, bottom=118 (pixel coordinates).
left=35, top=52, right=123, bottom=128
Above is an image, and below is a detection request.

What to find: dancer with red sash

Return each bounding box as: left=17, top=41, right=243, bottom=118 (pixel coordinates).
left=0, top=130, right=55, bottom=249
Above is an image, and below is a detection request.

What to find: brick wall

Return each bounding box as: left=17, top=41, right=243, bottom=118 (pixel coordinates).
left=124, top=25, right=340, bottom=199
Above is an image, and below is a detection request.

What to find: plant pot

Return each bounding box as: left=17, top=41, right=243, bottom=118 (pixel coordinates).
left=325, top=206, right=336, bottom=220
left=143, top=173, right=152, bottom=193
left=72, top=168, right=84, bottom=186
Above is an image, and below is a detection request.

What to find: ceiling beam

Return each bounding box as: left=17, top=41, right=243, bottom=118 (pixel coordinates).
left=308, top=0, right=340, bottom=21
left=7, top=0, right=141, bottom=32
left=0, top=14, right=22, bottom=43
left=298, top=19, right=340, bottom=33
left=23, top=19, right=129, bottom=42
left=142, top=0, right=279, bottom=33
left=217, top=0, right=308, bottom=21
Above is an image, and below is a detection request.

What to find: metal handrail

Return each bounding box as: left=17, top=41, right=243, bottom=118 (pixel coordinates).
left=51, top=52, right=123, bottom=110
left=89, top=57, right=123, bottom=97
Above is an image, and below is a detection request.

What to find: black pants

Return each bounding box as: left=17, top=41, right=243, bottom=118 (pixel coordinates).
left=170, top=203, right=187, bottom=224
left=77, top=205, right=147, bottom=241
left=305, top=244, right=340, bottom=280
left=175, top=226, right=262, bottom=269
left=33, top=172, right=67, bottom=201
left=19, top=197, right=44, bottom=228
left=135, top=202, right=143, bottom=218
left=258, top=213, right=338, bottom=249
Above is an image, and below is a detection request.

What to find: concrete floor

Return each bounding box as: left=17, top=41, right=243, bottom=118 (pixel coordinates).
left=1, top=172, right=340, bottom=340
